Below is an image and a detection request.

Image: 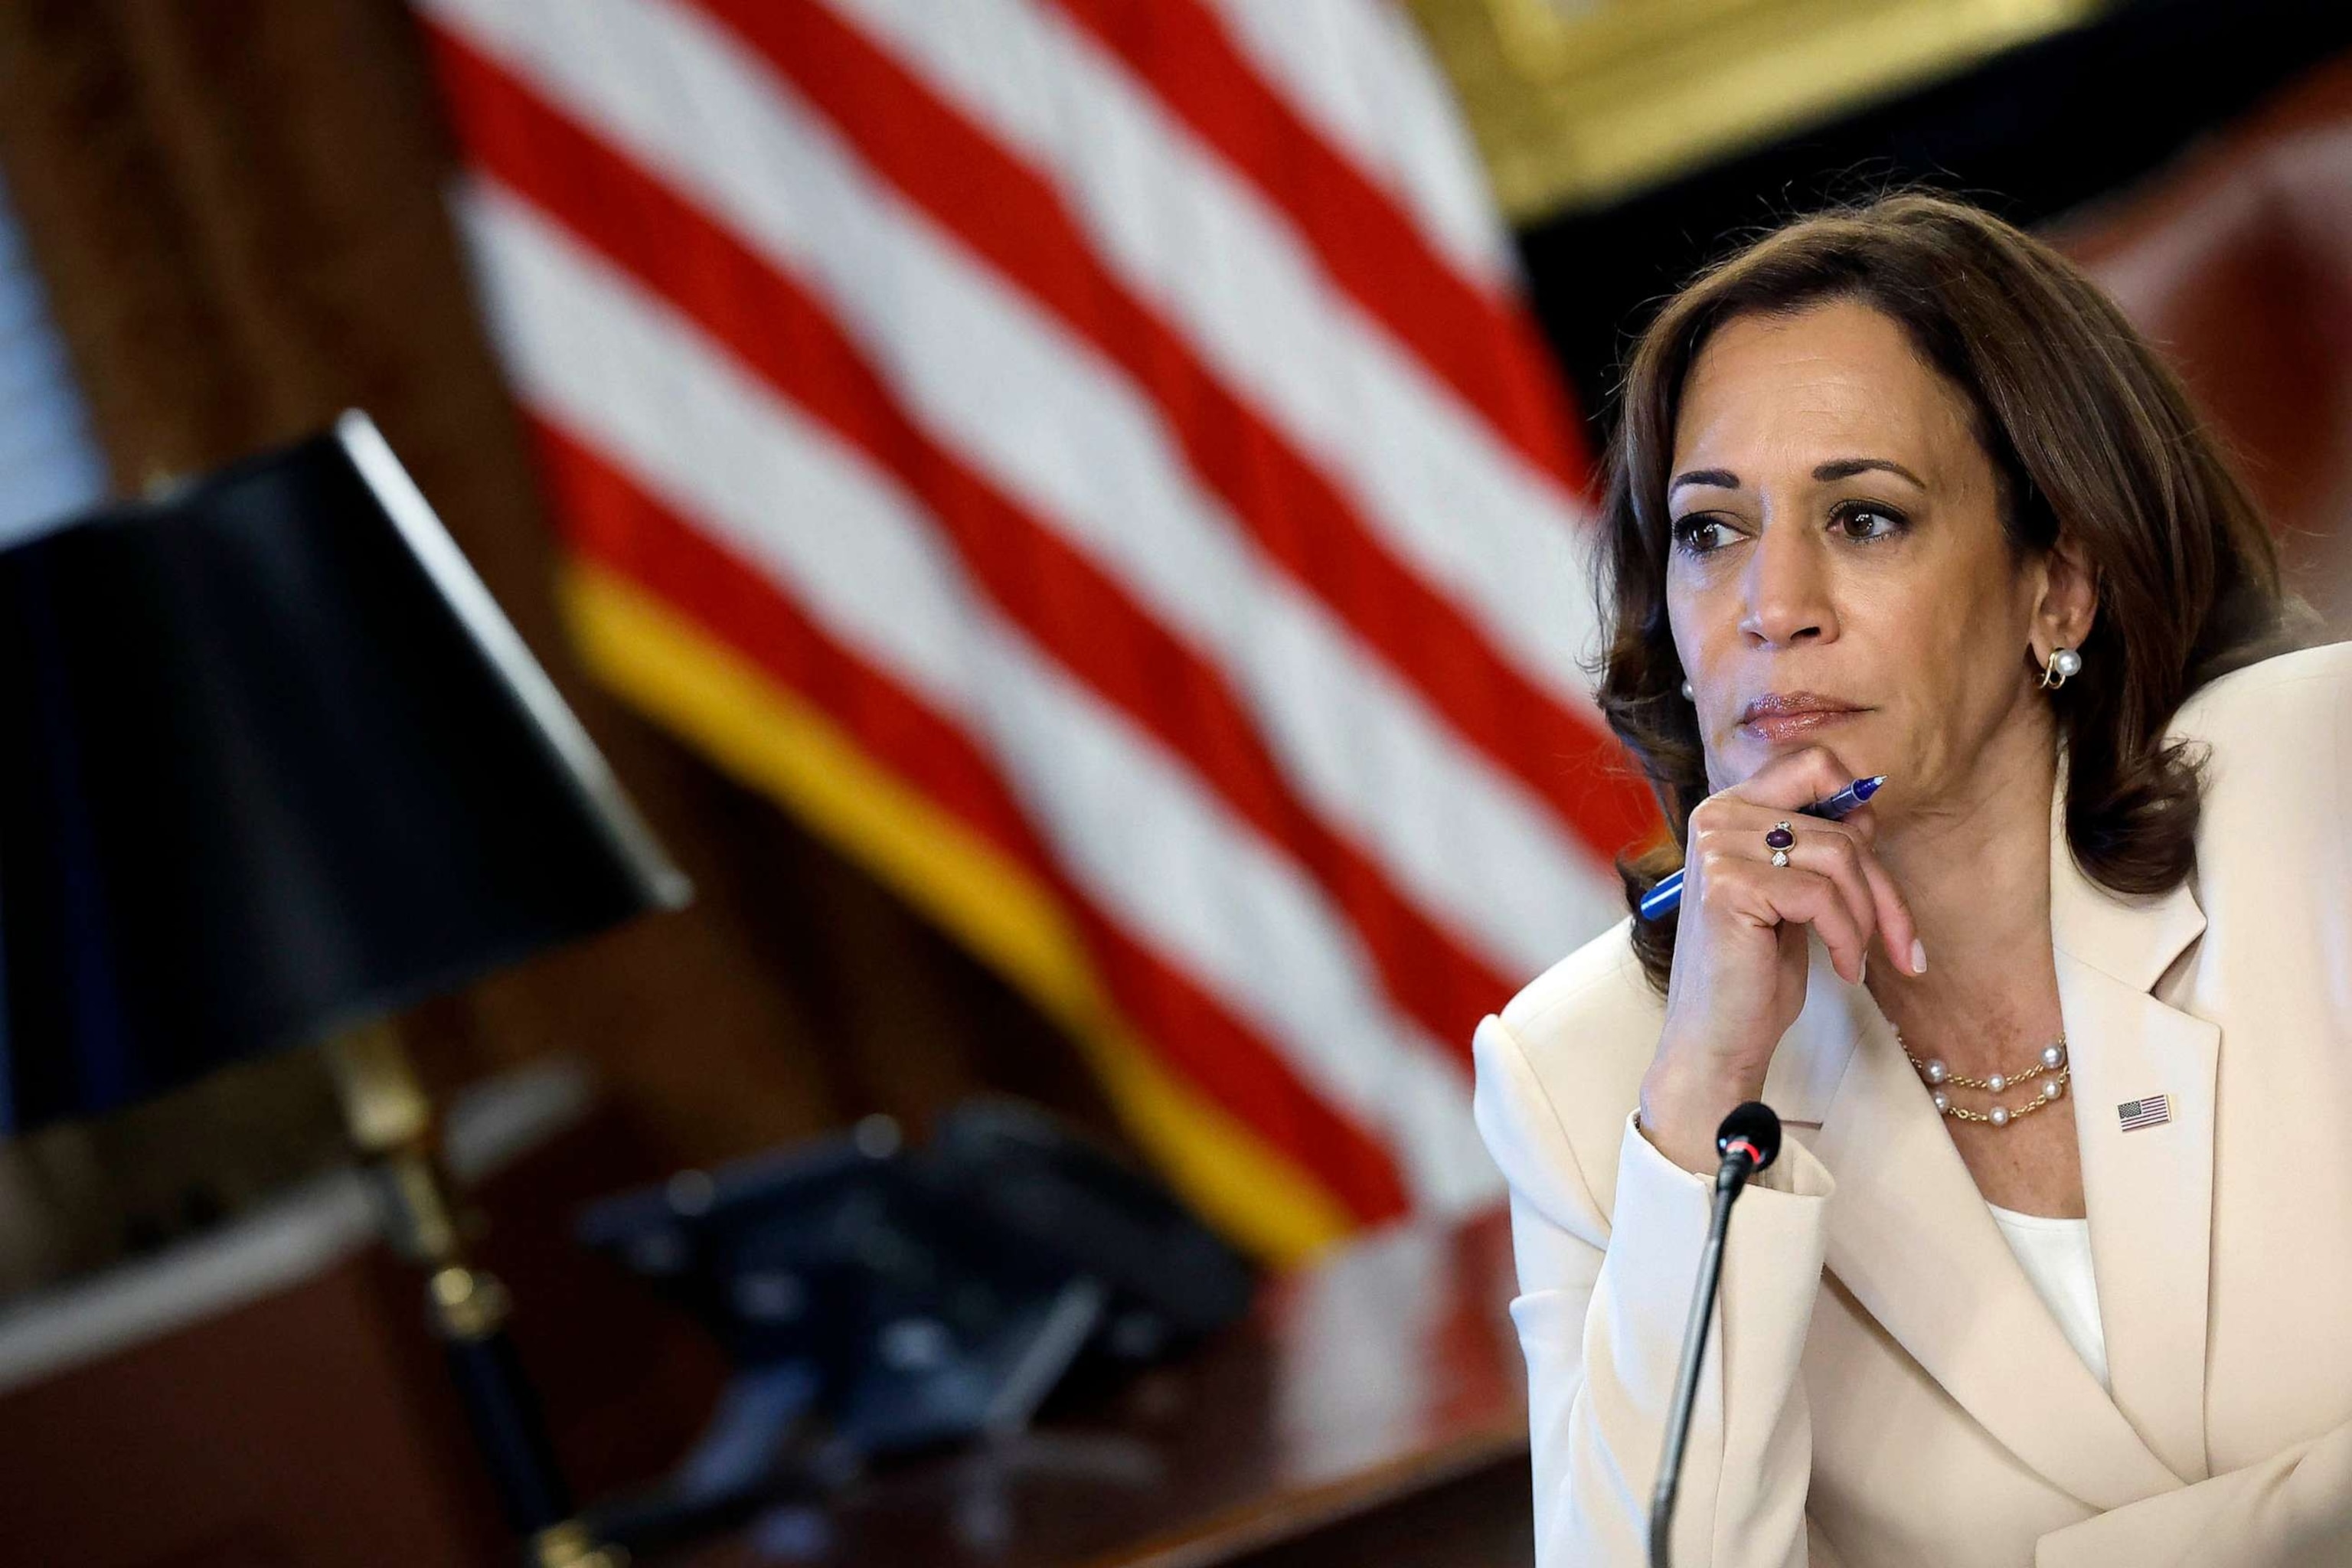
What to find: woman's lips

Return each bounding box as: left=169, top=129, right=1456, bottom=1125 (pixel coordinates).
left=1737, top=708, right=1863, bottom=743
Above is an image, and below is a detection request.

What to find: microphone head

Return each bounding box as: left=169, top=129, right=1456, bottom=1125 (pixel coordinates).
left=1716, top=1102, right=1783, bottom=1172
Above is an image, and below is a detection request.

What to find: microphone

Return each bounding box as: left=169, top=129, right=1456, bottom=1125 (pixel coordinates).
left=1648, top=1102, right=1783, bottom=1568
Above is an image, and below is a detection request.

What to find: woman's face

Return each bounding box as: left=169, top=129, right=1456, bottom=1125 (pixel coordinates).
left=1665, top=299, right=2079, bottom=805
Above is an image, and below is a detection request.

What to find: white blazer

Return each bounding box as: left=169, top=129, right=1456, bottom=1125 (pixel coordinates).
left=1474, top=640, right=2352, bottom=1566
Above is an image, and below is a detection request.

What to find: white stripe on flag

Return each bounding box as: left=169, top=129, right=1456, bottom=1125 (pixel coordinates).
left=1191, top=0, right=1517, bottom=293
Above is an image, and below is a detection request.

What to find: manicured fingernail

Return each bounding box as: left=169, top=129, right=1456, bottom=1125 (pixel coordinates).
left=1910, top=939, right=1928, bottom=975
left=1859, top=952, right=1870, bottom=985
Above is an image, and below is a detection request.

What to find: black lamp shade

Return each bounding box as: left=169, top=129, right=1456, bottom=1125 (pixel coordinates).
left=0, top=413, right=689, bottom=1134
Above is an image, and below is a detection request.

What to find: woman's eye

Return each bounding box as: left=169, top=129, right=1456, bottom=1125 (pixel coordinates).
left=1834, top=504, right=1906, bottom=541
left=1671, top=516, right=1731, bottom=554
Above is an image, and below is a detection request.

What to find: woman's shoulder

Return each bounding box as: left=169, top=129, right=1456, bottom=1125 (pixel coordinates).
left=2169, top=640, right=2351, bottom=829
left=2167, top=640, right=2352, bottom=902
left=1497, top=915, right=1664, bottom=1049
left=1473, top=917, right=1664, bottom=1223
left=2173, top=639, right=2352, bottom=752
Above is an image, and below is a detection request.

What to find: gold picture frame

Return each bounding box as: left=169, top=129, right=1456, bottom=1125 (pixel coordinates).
left=1409, top=0, right=2115, bottom=221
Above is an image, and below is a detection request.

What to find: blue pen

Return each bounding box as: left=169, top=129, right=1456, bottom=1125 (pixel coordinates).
left=1637, top=775, right=1887, bottom=922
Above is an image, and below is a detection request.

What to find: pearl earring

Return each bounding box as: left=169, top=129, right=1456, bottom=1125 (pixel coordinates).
left=2040, top=645, right=2082, bottom=691
left=1680, top=679, right=1694, bottom=701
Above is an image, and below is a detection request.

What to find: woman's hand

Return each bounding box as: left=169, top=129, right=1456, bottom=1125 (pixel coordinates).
left=1638, top=746, right=1923, bottom=1174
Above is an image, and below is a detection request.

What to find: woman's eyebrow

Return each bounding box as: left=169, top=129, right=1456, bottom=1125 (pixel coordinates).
left=1814, top=457, right=1926, bottom=487
left=1668, top=467, right=1740, bottom=495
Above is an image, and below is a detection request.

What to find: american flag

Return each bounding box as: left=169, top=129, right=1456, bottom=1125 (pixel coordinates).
left=416, top=0, right=1654, bottom=1261
left=2118, top=1096, right=2173, bottom=1132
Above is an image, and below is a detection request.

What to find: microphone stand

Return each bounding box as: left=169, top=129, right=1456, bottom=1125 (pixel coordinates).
left=1648, top=1102, right=1782, bottom=1568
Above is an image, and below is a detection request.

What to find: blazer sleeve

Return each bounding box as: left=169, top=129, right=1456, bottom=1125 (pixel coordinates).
left=1473, top=1010, right=1840, bottom=1567
left=2036, top=1425, right=2352, bottom=1567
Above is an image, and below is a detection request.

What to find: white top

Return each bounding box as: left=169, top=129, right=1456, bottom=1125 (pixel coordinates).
left=1987, top=1203, right=2109, bottom=1389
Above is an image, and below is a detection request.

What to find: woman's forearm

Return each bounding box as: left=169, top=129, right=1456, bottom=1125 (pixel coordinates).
left=1478, top=1017, right=1834, bottom=1566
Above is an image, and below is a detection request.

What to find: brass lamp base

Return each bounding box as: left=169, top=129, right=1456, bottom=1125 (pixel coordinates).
left=325, top=1022, right=626, bottom=1566
left=532, top=1519, right=629, bottom=1568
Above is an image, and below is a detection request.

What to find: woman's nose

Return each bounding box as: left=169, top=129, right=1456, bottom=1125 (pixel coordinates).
left=1738, top=519, right=1835, bottom=646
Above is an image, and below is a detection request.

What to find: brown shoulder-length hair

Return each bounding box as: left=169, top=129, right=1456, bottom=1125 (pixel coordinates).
left=1595, top=191, right=2309, bottom=993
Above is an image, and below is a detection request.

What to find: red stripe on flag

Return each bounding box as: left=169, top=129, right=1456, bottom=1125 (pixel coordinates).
left=430, top=28, right=1514, bottom=1057
left=531, top=417, right=1413, bottom=1223
left=1048, top=0, right=1592, bottom=495
left=685, top=0, right=1659, bottom=867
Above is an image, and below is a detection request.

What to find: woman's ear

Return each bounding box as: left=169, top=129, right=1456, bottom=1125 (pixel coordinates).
left=2038, top=534, right=2099, bottom=648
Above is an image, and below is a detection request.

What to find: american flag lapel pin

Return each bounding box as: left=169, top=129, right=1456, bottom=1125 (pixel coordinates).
left=2117, top=1095, right=2172, bottom=1132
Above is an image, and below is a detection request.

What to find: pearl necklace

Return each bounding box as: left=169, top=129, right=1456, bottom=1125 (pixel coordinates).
left=1899, top=1033, right=2069, bottom=1129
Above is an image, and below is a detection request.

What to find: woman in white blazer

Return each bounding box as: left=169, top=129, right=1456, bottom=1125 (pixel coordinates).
left=1473, top=192, right=2346, bottom=1566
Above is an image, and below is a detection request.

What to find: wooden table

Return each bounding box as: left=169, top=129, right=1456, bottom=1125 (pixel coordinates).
left=650, top=1207, right=1534, bottom=1568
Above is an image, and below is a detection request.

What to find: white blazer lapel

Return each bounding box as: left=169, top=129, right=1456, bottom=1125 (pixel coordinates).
left=2048, top=784, right=2217, bottom=1483
left=1802, top=936, right=2179, bottom=1510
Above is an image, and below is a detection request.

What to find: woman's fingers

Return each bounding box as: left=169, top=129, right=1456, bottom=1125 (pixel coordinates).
left=1852, top=842, right=1923, bottom=973
left=1730, top=744, right=1872, bottom=815
left=1723, top=746, right=1923, bottom=973
left=1785, top=812, right=1922, bottom=974
left=1785, top=822, right=1881, bottom=979
left=1697, top=841, right=1873, bottom=985
left=1688, top=795, right=1916, bottom=982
